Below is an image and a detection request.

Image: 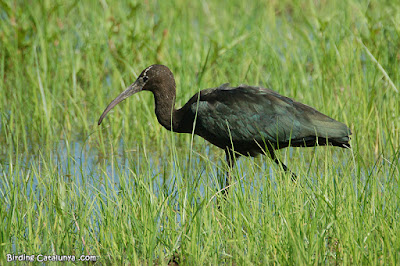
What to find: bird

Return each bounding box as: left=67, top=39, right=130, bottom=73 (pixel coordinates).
left=98, top=64, right=351, bottom=190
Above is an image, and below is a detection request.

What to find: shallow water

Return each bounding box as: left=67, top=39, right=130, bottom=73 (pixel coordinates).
left=1, top=139, right=357, bottom=203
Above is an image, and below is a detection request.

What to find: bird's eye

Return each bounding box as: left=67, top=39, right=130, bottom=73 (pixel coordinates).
left=142, top=76, right=148, bottom=82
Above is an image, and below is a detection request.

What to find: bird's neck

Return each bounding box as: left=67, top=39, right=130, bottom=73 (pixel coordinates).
left=152, top=88, right=182, bottom=132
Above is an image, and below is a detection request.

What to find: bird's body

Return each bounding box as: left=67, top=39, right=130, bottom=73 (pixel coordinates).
left=98, top=64, right=351, bottom=185
left=174, top=83, right=350, bottom=155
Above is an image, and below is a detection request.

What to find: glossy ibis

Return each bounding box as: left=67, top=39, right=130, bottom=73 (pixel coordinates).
left=98, top=65, right=351, bottom=188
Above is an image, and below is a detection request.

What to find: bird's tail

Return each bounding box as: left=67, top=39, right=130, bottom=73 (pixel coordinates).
left=328, top=135, right=351, bottom=148
left=310, top=116, right=352, bottom=148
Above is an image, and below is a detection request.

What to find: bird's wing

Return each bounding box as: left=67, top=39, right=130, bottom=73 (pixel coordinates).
left=191, top=85, right=350, bottom=146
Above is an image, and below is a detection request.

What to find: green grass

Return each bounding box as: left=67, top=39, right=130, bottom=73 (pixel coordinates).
left=1, top=0, right=400, bottom=264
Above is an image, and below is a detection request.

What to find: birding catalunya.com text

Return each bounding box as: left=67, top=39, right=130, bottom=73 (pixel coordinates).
left=6, top=254, right=98, bottom=262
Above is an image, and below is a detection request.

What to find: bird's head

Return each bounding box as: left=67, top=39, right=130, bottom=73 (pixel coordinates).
left=98, top=64, right=175, bottom=125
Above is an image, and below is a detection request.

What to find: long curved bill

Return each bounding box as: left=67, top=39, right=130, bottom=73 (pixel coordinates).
left=98, top=81, right=142, bottom=125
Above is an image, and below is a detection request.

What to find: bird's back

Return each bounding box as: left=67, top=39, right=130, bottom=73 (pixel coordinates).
left=184, top=84, right=350, bottom=155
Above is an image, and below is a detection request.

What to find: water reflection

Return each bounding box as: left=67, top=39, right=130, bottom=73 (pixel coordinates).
left=1, top=139, right=372, bottom=216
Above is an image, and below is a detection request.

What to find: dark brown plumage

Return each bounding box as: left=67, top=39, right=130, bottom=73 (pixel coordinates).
left=98, top=64, right=351, bottom=187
